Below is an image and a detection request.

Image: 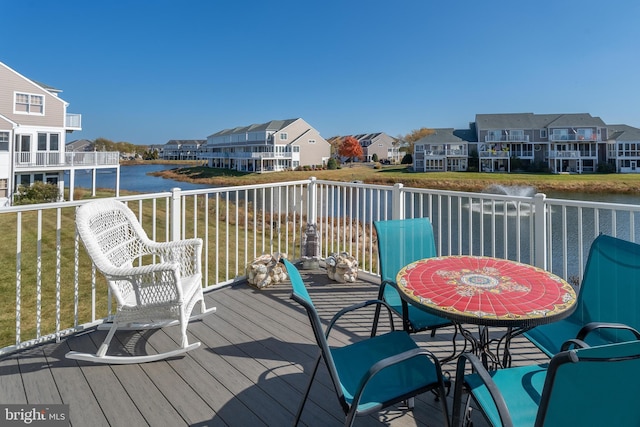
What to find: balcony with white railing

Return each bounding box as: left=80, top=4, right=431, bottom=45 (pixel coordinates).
left=549, top=134, right=598, bottom=142
left=14, top=151, right=120, bottom=169
left=485, top=135, right=530, bottom=142
left=547, top=150, right=596, bottom=159
left=2, top=178, right=640, bottom=357
left=479, top=150, right=511, bottom=158
left=251, top=152, right=292, bottom=159
left=65, top=113, right=82, bottom=131
left=415, top=148, right=468, bottom=157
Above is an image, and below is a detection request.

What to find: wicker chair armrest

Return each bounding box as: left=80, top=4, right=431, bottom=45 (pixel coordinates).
left=145, top=238, right=203, bottom=252
left=145, top=238, right=203, bottom=277
left=102, top=262, right=183, bottom=305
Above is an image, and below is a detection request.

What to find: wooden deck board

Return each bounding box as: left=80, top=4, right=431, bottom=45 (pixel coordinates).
left=0, top=267, right=553, bottom=427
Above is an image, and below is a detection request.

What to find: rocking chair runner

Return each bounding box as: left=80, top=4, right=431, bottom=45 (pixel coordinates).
left=66, top=199, right=216, bottom=364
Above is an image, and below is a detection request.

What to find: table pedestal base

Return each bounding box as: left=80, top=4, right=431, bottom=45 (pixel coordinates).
left=458, top=325, right=517, bottom=370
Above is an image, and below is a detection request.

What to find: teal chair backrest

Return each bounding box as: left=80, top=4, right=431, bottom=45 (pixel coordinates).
left=374, top=218, right=437, bottom=283
left=573, top=234, right=640, bottom=339
left=538, top=339, right=640, bottom=426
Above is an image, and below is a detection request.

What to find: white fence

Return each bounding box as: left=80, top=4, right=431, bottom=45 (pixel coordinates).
left=1, top=178, right=640, bottom=355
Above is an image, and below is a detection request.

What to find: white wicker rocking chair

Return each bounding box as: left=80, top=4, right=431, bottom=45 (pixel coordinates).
left=66, top=199, right=216, bottom=364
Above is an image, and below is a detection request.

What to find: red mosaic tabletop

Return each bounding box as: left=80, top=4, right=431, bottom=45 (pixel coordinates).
left=396, top=256, right=577, bottom=327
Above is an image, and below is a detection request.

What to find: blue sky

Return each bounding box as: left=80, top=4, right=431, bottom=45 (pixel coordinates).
left=3, top=0, right=639, bottom=145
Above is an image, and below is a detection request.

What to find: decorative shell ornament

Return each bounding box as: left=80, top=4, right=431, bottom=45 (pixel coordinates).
left=326, top=252, right=358, bottom=283
left=246, top=252, right=288, bottom=289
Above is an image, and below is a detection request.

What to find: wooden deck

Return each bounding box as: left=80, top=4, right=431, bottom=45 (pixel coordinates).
left=1, top=267, right=549, bottom=427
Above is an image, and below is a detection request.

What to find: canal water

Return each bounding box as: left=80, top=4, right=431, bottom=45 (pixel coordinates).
left=64, top=164, right=214, bottom=193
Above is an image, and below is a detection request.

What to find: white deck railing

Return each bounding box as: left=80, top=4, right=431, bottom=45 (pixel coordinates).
left=1, top=178, right=640, bottom=355
left=14, top=151, right=120, bottom=168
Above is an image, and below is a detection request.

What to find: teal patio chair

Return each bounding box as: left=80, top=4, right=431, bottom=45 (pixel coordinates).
left=452, top=326, right=640, bottom=427
left=282, top=258, right=450, bottom=427
left=372, top=218, right=453, bottom=336
left=523, top=234, right=640, bottom=357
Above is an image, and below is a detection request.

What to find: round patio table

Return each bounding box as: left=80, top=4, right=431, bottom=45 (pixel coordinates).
left=396, top=256, right=577, bottom=368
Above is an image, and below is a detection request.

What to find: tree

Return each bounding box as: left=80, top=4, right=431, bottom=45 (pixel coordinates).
left=400, top=128, right=435, bottom=155
left=327, top=157, right=339, bottom=170
left=94, top=137, right=148, bottom=156
left=338, top=136, right=363, bottom=166
left=371, top=153, right=379, bottom=162
left=401, top=153, right=413, bottom=164
left=143, top=150, right=159, bottom=160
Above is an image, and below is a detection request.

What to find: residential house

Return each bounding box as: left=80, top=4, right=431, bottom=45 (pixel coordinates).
left=606, top=125, right=640, bottom=173
left=474, top=113, right=608, bottom=173
left=65, top=139, right=94, bottom=152
left=329, top=132, right=399, bottom=163
left=413, top=128, right=473, bottom=172
left=160, top=139, right=205, bottom=160
left=0, top=61, right=119, bottom=206
left=201, top=118, right=331, bottom=172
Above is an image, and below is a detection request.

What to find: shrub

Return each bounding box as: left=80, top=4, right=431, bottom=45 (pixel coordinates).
left=373, top=162, right=382, bottom=169
left=371, top=153, right=379, bottom=162
left=401, top=153, right=413, bottom=165
left=327, top=158, right=338, bottom=170
left=597, top=162, right=615, bottom=173
left=14, top=182, right=61, bottom=205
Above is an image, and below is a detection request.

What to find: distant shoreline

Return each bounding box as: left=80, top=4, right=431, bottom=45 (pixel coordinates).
left=148, top=164, right=640, bottom=195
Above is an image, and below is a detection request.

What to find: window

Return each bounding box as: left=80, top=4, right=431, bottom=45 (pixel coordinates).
left=308, top=139, right=316, bottom=144
left=50, top=134, right=59, bottom=150
left=540, top=129, right=547, bottom=138
left=37, top=133, right=60, bottom=151
left=38, top=133, right=47, bottom=150
left=488, top=130, right=502, bottom=141
left=577, top=128, right=595, bottom=141
left=280, top=133, right=288, bottom=141
left=293, top=146, right=300, bottom=152
left=511, top=130, right=524, bottom=140
left=0, top=179, right=6, bottom=197
left=15, top=92, right=44, bottom=114
left=0, top=132, right=8, bottom=151
left=16, top=135, right=30, bottom=152
left=553, top=129, right=569, bottom=140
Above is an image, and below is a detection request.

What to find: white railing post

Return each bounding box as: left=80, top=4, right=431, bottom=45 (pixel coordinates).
left=301, top=177, right=320, bottom=268
left=392, top=183, right=404, bottom=219
left=170, top=188, right=182, bottom=241
left=308, top=177, right=317, bottom=222
left=534, top=193, right=547, bottom=269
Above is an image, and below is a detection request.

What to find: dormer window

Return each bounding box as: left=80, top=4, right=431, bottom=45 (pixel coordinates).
left=15, top=92, right=44, bottom=114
